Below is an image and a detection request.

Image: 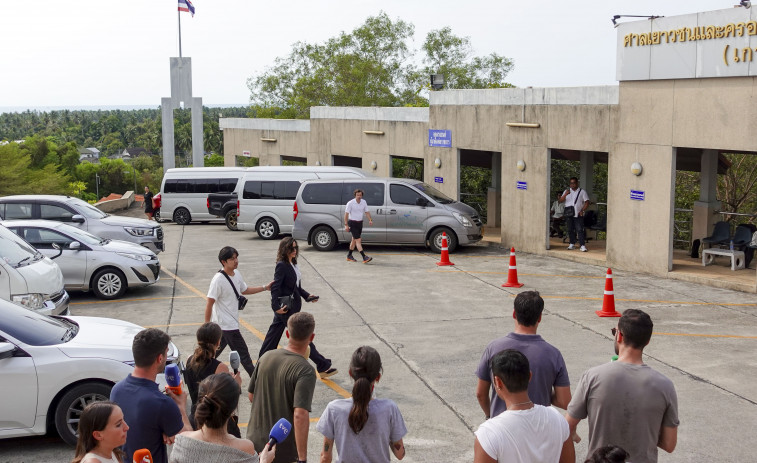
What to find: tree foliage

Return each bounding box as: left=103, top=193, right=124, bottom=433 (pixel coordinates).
left=247, top=12, right=515, bottom=118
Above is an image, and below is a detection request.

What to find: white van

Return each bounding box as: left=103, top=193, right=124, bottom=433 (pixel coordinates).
left=160, top=167, right=247, bottom=225
left=236, top=166, right=371, bottom=239
left=0, top=224, right=69, bottom=315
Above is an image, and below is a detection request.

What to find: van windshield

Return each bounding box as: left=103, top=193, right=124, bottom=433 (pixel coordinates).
left=412, top=183, right=455, bottom=204
left=69, top=198, right=108, bottom=219
left=0, top=225, right=41, bottom=268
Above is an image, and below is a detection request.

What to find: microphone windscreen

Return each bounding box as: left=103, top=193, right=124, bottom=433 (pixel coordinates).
left=165, top=363, right=181, bottom=387
left=133, top=448, right=153, bottom=463
left=229, top=351, right=240, bottom=371
left=269, top=417, right=292, bottom=443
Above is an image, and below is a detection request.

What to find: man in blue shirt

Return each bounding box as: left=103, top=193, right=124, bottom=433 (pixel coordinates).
left=111, top=328, right=191, bottom=463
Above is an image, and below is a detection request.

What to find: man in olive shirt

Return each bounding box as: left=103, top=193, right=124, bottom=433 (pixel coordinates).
left=247, top=312, right=317, bottom=463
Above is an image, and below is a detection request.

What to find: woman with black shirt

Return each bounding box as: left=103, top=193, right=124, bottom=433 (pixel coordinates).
left=257, top=237, right=337, bottom=379
left=184, top=322, right=242, bottom=436
left=142, top=186, right=154, bottom=220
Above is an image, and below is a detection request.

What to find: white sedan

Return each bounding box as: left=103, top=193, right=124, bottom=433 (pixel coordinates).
left=2, top=220, right=160, bottom=300
left=0, top=298, right=180, bottom=445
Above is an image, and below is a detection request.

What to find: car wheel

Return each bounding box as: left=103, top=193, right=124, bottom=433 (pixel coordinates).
left=312, top=226, right=337, bottom=251
left=92, top=268, right=127, bottom=300
left=173, top=207, right=191, bottom=225
left=429, top=227, right=458, bottom=254
left=225, top=210, right=238, bottom=231
left=154, top=209, right=161, bottom=222
left=54, top=382, right=112, bottom=446
left=256, top=218, right=279, bottom=240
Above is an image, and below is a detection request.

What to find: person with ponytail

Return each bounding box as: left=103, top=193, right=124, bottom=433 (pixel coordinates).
left=316, top=346, right=407, bottom=463
left=184, top=322, right=242, bottom=436
left=71, top=401, right=128, bottom=463
left=170, top=374, right=274, bottom=463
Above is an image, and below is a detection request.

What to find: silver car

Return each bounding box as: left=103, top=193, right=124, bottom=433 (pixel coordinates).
left=0, top=195, right=164, bottom=253
left=2, top=220, right=160, bottom=300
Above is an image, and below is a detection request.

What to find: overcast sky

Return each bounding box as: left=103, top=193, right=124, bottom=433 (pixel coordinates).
left=0, top=0, right=731, bottom=110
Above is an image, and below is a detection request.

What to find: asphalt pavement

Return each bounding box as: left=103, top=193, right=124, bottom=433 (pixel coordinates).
left=1, top=204, right=756, bottom=462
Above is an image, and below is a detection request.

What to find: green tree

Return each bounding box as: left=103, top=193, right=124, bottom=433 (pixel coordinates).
left=0, top=143, right=32, bottom=194
left=205, top=154, right=225, bottom=167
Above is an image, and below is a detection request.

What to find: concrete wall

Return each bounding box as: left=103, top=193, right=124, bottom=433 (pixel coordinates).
left=220, top=119, right=310, bottom=166
left=96, top=191, right=135, bottom=212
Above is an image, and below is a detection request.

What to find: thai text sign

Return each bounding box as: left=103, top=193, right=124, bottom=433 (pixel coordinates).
left=516, top=181, right=527, bottom=191
left=616, top=7, right=757, bottom=81
left=630, top=190, right=645, bottom=201
left=428, top=130, right=452, bottom=147
left=434, top=177, right=444, bottom=183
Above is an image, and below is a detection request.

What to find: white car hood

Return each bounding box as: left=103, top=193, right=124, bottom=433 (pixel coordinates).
left=57, top=316, right=143, bottom=362
left=101, top=215, right=158, bottom=229
left=101, top=239, right=156, bottom=255
left=15, top=257, right=65, bottom=294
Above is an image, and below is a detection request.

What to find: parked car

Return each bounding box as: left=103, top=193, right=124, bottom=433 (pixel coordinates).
left=152, top=192, right=164, bottom=222
left=0, top=195, right=164, bottom=253
left=160, top=167, right=246, bottom=225
left=0, top=298, right=180, bottom=445
left=292, top=178, right=483, bottom=253
left=0, top=224, right=69, bottom=315
left=2, top=220, right=160, bottom=300
left=207, top=192, right=238, bottom=230
left=236, top=166, right=371, bottom=240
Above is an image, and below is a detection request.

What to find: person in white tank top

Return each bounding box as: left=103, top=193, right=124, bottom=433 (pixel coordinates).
left=71, top=401, right=128, bottom=463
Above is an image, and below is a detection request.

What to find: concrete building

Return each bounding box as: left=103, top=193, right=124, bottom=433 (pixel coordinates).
left=221, top=5, right=757, bottom=292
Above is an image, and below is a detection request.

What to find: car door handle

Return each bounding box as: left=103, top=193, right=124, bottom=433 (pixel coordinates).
left=389, top=209, right=397, bottom=215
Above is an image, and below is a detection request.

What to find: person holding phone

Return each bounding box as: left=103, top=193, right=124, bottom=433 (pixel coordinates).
left=258, top=237, right=338, bottom=379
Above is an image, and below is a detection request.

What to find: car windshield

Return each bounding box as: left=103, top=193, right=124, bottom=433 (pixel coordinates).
left=0, top=299, right=74, bottom=346
left=54, top=223, right=104, bottom=246
left=0, top=225, right=41, bottom=267
left=69, top=198, right=108, bottom=219
left=412, top=183, right=455, bottom=204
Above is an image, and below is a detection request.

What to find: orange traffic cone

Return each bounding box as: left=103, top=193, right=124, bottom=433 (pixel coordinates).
left=436, top=232, right=455, bottom=266
left=502, top=247, right=524, bottom=288
left=596, top=268, right=621, bottom=317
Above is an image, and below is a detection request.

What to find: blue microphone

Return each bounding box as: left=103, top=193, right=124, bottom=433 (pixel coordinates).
left=267, top=418, right=292, bottom=450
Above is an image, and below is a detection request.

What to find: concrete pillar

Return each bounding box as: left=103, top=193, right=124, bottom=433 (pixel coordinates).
left=692, top=149, right=721, bottom=240
left=161, top=98, right=175, bottom=169
left=580, top=151, right=595, bottom=201
left=487, top=152, right=502, bottom=227
left=191, top=97, right=204, bottom=167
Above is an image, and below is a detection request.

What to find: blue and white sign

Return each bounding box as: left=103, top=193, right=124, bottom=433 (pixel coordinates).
left=630, top=189, right=645, bottom=201
left=428, top=129, right=452, bottom=147
left=516, top=181, right=527, bottom=191
left=434, top=176, right=444, bottom=184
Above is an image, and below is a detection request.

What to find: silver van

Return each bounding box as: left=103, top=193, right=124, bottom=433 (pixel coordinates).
left=292, top=178, right=483, bottom=253
left=236, top=166, right=370, bottom=239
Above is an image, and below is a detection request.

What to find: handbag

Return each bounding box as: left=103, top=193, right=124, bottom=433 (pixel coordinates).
left=563, top=188, right=582, bottom=217
left=219, top=270, right=247, bottom=310
left=278, top=294, right=294, bottom=311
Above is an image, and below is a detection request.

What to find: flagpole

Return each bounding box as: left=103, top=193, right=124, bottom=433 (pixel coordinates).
left=178, top=6, right=182, bottom=58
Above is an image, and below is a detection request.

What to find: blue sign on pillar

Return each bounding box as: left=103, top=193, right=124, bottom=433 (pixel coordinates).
left=428, top=130, right=452, bottom=147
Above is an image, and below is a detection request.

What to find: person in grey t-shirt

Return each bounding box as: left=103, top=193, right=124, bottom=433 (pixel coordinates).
left=475, top=291, right=571, bottom=419
left=566, top=309, right=679, bottom=463
left=317, top=346, right=407, bottom=463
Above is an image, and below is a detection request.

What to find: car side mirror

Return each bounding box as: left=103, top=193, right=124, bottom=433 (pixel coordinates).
left=71, top=215, right=85, bottom=223
left=0, top=342, right=16, bottom=360
left=69, top=241, right=81, bottom=250
left=415, top=197, right=429, bottom=207
left=51, top=242, right=63, bottom=259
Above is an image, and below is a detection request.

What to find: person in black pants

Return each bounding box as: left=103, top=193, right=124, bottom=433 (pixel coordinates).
left=258, top=237, right=338, bottom=379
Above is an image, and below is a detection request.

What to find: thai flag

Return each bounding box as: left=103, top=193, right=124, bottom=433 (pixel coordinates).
left=178, top=0, right=195, bottom=16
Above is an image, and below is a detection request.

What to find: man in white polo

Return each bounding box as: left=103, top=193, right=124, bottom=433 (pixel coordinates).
left=344, top=189, right=373, bottom=263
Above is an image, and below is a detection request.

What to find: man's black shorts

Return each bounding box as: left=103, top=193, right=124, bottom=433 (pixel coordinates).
left=348, top=219, right=363, bottom=239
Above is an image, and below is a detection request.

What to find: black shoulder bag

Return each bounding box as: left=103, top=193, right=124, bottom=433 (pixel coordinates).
left=219, top=270, right=248, bottom=310
left=563, top=188, right=581, bottom=217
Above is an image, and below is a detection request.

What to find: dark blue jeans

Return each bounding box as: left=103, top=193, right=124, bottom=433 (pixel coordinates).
left=567, top=215, right=586, bottom=246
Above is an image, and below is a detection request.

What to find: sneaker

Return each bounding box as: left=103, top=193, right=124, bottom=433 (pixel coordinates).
left=362, top=256, right=373, bottom=263
left=346, top=255, right=357, bottom=262
left=580, top=245, right=588, bottom=252
left=319, top=368, right=338, bottom=379
left=567, top=244, right=575, bottom=250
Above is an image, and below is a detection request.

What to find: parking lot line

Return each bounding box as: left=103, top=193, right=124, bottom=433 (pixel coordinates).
left=70, top=295, right=202, bottom=305
left=161, top=268, right=352, bottom=398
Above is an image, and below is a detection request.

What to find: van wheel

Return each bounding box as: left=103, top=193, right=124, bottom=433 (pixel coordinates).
left=92, top=268, right=127, bottom=300
left=173, top=207, right=191, bottom=225
left=312, top=226, right=337, bottom=251
left=54, top=382, right=111, bottom=446
left=429, top=228, right=458, bottom=254
left=225, top=210, right=238, bottom=231
left=256, top=218, right=279, bottom=240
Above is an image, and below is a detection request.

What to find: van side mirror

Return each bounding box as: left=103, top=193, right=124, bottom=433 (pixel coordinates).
left=71, top=215, right=85, bottom=223
left=0, top=342, right=16, bottom=360
left=69, top=241, right=81, bottom=251
left=51, top=243, right=63, bottom=259
left=415, top=197, right=429, bottom=207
